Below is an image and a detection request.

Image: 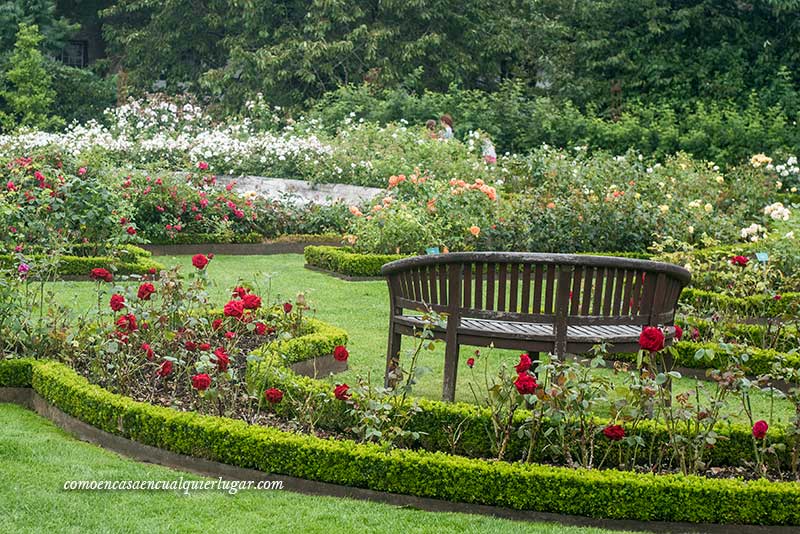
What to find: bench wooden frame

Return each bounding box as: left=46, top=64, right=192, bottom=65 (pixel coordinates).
left=381, top=252, right=691, bottom=401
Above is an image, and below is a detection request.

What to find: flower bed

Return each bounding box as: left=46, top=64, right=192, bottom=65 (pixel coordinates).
left=1, top=358, right=799, bottom=526
left=0, top=245, right=163, bottom=279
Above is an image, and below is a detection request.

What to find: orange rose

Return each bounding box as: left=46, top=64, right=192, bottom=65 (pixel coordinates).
left=469, top=225, right=480, bottom=237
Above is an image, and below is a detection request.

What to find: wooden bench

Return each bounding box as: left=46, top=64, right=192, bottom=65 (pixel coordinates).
left=381, top=252, right=691, bottom=401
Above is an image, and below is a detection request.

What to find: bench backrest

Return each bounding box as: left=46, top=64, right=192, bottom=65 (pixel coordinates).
left=382, top=252, right=691, bottom=342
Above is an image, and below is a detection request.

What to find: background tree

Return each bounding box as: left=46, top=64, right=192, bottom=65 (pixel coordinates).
left=0, top=23, right=64, bottom=131
left=0, top=0, right=77, bottom=54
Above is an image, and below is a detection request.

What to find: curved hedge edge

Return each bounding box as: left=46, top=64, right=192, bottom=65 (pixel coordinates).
left=0, top=360, right=793, bottom=525
left=253, top=318, right=348, bottom=366
left=304, top=246, right=407, bottom=278
left=0, top=358, right=33, bottom=387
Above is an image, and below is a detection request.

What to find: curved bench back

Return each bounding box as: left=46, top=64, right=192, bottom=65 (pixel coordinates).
left=382, top=252, right=691, bottom=344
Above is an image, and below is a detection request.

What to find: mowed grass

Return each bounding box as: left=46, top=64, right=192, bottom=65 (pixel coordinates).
left=46, top=253, right=795, bottom=423
left=0, top=403, right=635, bottom=534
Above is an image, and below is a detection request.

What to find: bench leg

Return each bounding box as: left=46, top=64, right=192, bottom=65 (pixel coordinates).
left=385, top=325, right=402, bottom=389
left=442, top=340, right=459, bottom=402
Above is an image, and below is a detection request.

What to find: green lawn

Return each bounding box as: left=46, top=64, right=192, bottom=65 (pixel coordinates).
left=46, top=253, right=795, bottom=423
left=0, top=403, right=632, bottom=534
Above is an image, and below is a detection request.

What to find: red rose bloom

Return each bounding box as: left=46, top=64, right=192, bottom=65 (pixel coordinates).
left=639, top=326, right=665, bottom=352
left=466, top=357, right=475, bottom=368
left=213, top=347, right=230, bottom=371
left=673, top=324, right=683, bottom=341
left=109, top=293, right=126, bottom=312
left=137, top=282, right=155, bottom=300
left=283, top=302, right=293, bottom=314
left=242, top=293, right=262, bottom=310
left=116, top=314, right=138, bottom=332
left=90, top=268, right=113, bottom=282
left=514, top=373, right=538, bottom=395
left=515, top=353, right=532, bottom=373
left=255, top=322, right=267, bottom=335
left=224, top=331, right=236, bottom=339
left=333, top=345, right=349, bottom=362
left=264, top=387, right=283, bottom=404
left=603, top=424, right=626, bottom=441
left=126, top=226, right=136, bottom=235
left=192, top=254, right=209, bottom=270
left=184, top=340, right=197, bottom=351
left=753, top=420, right=769, bottom=440
left=334, top=384, right=351, bottom=400
left=212, top=318, right=223, bottom=331
left=156, top=360, right=172, bottom=377
left=232, top=286, right=248, bottom=299
left=731, top=255, right=749, bottom=267
left=198, top=342, right=211, bottom=351
left=191, top=373, right=212, bottom=390
left=223, top=299, right=245, bottom=319
left=141, top=343, right=154, bottom=360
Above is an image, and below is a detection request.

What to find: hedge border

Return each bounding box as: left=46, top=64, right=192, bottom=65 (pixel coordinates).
left=0, top=358, right=798, bottom=526
left=0, top=247, right=164, bottom=278
left=143, top=234, right=342, bottom=257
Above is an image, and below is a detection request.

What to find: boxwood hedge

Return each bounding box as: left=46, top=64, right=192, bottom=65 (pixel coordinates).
left=0, top=358, right=797, bottom=525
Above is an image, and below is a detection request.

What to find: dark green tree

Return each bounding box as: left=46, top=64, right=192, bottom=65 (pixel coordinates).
left=0, top=0, right=77, bottom=53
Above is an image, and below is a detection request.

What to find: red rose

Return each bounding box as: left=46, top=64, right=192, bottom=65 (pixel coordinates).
left=137, top=282, right=155, bottom=300
left=223, top=299, right=245, bottom=319
left=774, top=294, right=782, bottom=301
left=141, top=342, right=154, bottom=360
left=126, top=226, right=136, bottom=235
left=232, top=286, right=248, bottom=298
left=224, top=331, right=236, bottom=339
left=466, top=357, right=475, bottom=368
left=639, top=326, right=665, bottom=352
left=90, top=268, right=113, bottom=282
left=198, top=342, right=211, bottom=351
left=753, top=420, right=768, bottom=440
left=334, top=384, right=351, bottom=400
left=603, top=424, right=625, bottom=441
left=148, top=267, right=158, bottom=276
left=212, top=318, right=223, bottom=331
left=184, top=340, right=197, bottom=351
left=255, top=322, right=267, bottom=335
left=333, top=345, right=349, bottom=362
left=673, top=324, right=683, bottom=341
left=515, top=353, right=532, bottom=373
left=116, top=314, right=137, bottom=332
left=156, top=360, right=172, bottom=377
left=191, top=373, right=212, bottom=390
left=731, top=255, right=749, bottom=267
left=213, top=347, right=230, bottom=371
left=514, top=373, right=538, bottom=395
left=109, top=293, right=126, bottom=312
left=264, top=387, right=283, bottom=404
left=197, top=161, right=209, bottom=171
left=283, top=302, right=293, bottom=314
left=192, top=254, right=209, bottom=269
left=242, top=293, right=262, bottom=310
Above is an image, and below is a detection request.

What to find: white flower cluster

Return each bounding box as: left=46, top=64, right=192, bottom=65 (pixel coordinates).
left=740, top=223, right=767, bottom=242
left=0, top=97, right=335, bottom=175
left=765, top=156, right=799, bottom=177
left=763, top=202, right=791, bottom=221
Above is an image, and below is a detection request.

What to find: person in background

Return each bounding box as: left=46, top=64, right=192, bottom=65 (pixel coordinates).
left=425, top=119, right=438, bottom=139
left=439, top=114, right=454, bottom=140
left=481, top=134, right=497, bottom=164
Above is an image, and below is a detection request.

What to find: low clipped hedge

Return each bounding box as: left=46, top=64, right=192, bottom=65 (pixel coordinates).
left=304, top=245, right=406, bottom=277
left=680, top=288, right=799, bottom=318
left=0, top=250, right=164, bottom=278
left=145, top=232, right=264, bottom=245
left=2, top=357, right=799, bottom=525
